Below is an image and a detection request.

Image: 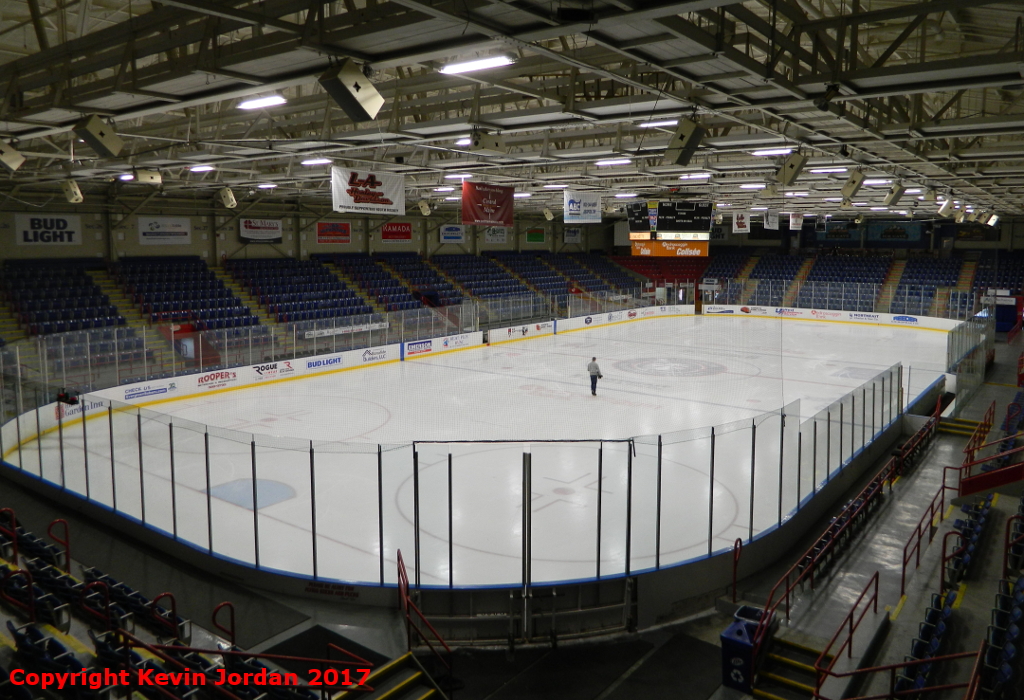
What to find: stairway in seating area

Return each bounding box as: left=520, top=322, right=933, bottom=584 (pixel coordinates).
left=937, top=415, right=980, bottom=438
left=874, top=259, right=906, bottom=313
left=781, top=257, right=817, bottom=307
left=735, top=256, right=761, bottom=304
left=335, top=651, right=441, bottom=700
left=753, top=637, right=832, bottom=700
left=955, top=260, right=977, bottom=293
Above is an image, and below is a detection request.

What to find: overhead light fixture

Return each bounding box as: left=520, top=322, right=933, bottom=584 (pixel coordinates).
left=468, top=131, right=507, bottom=156
left=924, top=188, right=937, bottom=202
left=135, top=169, right=162, bottom=185
left=739, top=183, right=766, bottom=189
left=751, top=147, right=794, bottom=157
left=513, top=192, right=532, bottom=198
left=543, top=184, right=568, bottom=189
left=717, top=203, right=731, bottom=207
left=190, top=165, right=215, bottom=172
left=809, top=167, right=848, bottom=174
left=883, top=184, right=906, bottom=206
left=955, top=210, right=967, bottom=223
left=0, top=140, right=26, bottom=172
left=639, top=120, right=678, bottom=128
left=444, top=196, right=461, bottom=201
left=665, top=118, right=706, bottom=167
left=840, top=198, right=854, bottom=209
left=543, top=208, right=554, bottom=221
left=777, top=153, right=807, bottom=186
left=418, top=200, right=431, bottom=216
left=434, top=187, right=455, bottom=192
left=614, top=193, right=638, bottom=198
left=785, top=192, right=809, bottom=197
left=751, top=206, right=769, bottom=210
left=862, top=179, right=892, bottom=186
left=238, top=95, right=287, bottom=110
left=443, top=173, right=472, bottom=179
left=678, top=172, right=711, bottom=180
left=870, top=207, right=887, bottom=211
left=905, top=188, right=922, bottom=194
left=594, top=158, right=631, bottom=166
left=439, top=56, right=515, bottom=74
left=454, top=138, right=472, bottom=146
left=301, top=157, right=332, bottom=166
left=119, top=173, right=135, bottom=181
left=841, top=171, right=866, bottom=198
left=257, top=183, right=277, bottom=189
left=823, top=197, right=843, bottom=202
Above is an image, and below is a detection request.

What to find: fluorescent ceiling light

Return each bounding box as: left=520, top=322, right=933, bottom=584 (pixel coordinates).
left=119, top=173, right=134, bottom=181
left=594, top=158, right=631, bottom=166
left=678, top=172, right=711, bottom=180
left=809, top=167, right=848, bottom=174
left=439, top=56, right=514, bottom=74
left=434, top=187, right=455, bottom=192
left=444, top=196, right=461, bottom=201
left=543, top=184, right=568, bottom=189
left=751, top=206, right=768, bottom=210
left=823, top=197, right=843, bottom=202
left=853, top=202, right=868, bottom=206
left=751, top=147, right=793, bottom=156
left=717, top=203, right=731, bottom=207
left=615, top=193, right=638, bottom=198
left=863, top=179, right=891, bottom=186
left=238, top=95, right=287, bottom=110
left=870, top=207, right=887, bottom=211
left=190, top=165, right=215, bottom=172
left=257, top=183, right=277, bottom=189
left=454, top=138, right=472, bottom=146
left=785, top=192, right=809, bottom=197
left=905, top=188, right=922, bottom=194
left=639, top=120, right=678, bottom=128
left=444, top=173, right=472, bottom=179
left=739, top=183, right=766, bottom=189
left=301, top=158, right=332, bottom=166
left=513, top=192, right=532, bottom=198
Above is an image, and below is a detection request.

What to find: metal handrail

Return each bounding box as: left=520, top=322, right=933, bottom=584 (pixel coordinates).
left=397, top=550, right=452, bottom=674
left=963, top=401, right=996, bottom=464
left=811, top=645, right=982, bottom=700
left=0, top=508, right=18, bottom=563
left=1003, top=515, right=1024, bottom=579
left=940, top=530, right=967, bottom=595
left=150, top=592, right=180, bottom=639
left=47, top=518, right=70, bottom=572
left=212, top=601, right=235, bottom=646
left=79, top=580, right=114, bottom=629
left=900, top=481, right=952, bottom=596
left=814, top=571, right=879, bottom=698
left=0, top=567, right=36, bottom=622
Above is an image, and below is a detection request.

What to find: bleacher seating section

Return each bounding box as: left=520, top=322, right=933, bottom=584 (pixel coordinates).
left=3, top=261, right=125, bottom=336
left=747, top=255, right=806, bottom=306
left=566, top=253, right=638, bottom=291
left=325, top=254, right=422, bottom=313
left=973, top=253, right=1024, bottom=296
left=50, top=328, right=152, bottom=373
left=890, top=257, right=962, bottom=315
left=700, top=252, right=749, bottom=303
left=226, top=258, right=374, bottom=321
left=431, top=254, right=533, bottom=299
left=117, top=257, right=257, bottom=330
left=796, top=255, right=888, bottom=311
left=894, top=589, right=956, bottom=694
left=610, top=256, right=709, bottom=286
left=489, top=252, right=572, bottom=296
left=373, top=253, right=463, bottom=306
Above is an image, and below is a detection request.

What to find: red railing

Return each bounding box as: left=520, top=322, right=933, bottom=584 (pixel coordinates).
left=753, top=401, right=941, bottom=660
left=46, top=519, right=70, bottom=572
left=0, top=507, right=19, bottom=563
left=1018, top=350, right=1024, bottom=387
left=814, top=572, right=879, bottom=698
left=962, top=401, right=996, bottom=466
left=940, top=530, right=967, bottom=595
left=397, top=550, right=452, bottom=676
left=811, top=644, right=983, bottom=700
left=79, top=580, right=116, bottom=629
left=900, top=481, right=954, bottom=596
left=151, top=592, right=181, bottom=639
left=212, top=601, right=236, bottom=646
left=0, top=567, right=36, bottom=622
left=1009, top=316, right=1023, bottom=343
left=1003, top=515, right=1024, bottom=579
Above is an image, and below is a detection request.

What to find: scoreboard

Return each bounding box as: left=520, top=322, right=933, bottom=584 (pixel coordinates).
left=626, top=200, right=713, bottom=240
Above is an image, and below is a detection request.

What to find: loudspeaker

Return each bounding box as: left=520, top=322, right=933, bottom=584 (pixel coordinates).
left=954, top=210, right=966, bottom=223
left=967, top=211, right=980, bottom=222
left=469, top=132, right=507, bottom=156
left=937, top=199, right=953, bottom=217
left=854, top=214, right=865, bottom=225
left=664, top=118, right=706, bottom=167
left=883, top=183, right=906, bottom=206
left=0, top=140, right=26, bottom=172
left=764, top=183, right=779, bottom=198
left=840, top=198, right=853, bottom=209
left=318, top=60, right=385, bottom=123
left=543, top=208, right=554, bottom=221
left=72, top=114, right=123, bottom=158
left=61, top=180, right=84, bottom=204
left=776, top=152, right=806, bottom=186
left=418, top=200, right=431, bottom=216
left=217, top=187, right=237, bottom=209
left=841, top=171, right=865, bottom=198
left=924, top=188, right=937, bottom=202
left=135, top=169, right=162, bottom=185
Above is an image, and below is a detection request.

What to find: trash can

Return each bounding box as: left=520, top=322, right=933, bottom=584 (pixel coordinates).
left=721, top=619, right=755, bottom=693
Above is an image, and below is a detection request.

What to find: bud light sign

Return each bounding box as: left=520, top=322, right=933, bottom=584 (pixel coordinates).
left=16, top=214, right=83, bottom=245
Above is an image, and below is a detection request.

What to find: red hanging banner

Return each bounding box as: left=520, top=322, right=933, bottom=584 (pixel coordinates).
left=461, top=181, right=514, bottom=226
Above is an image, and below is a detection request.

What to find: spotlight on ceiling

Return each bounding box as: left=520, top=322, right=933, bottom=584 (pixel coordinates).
left=238, top=95, right=287, bottom=110
left=0, top=140, right=26, bottom=172
left=72, top=114, right=123, bottom=158
left=439, top=56, right=515, bottom=74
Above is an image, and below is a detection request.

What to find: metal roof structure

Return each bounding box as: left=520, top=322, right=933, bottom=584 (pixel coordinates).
left=1, top=0, right=1022, bottom=219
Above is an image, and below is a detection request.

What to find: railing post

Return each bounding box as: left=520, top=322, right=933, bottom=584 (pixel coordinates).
left=169, top=422, right=177, bottom=540
left=137, top=410, right=145, bottom=524
left=749, top=420, right=756, bottom=543
left=597, top=441, right=603, bottom=578
left=205, top=430, right=213, bottom=555
left=732, top=538, right=743, bottom=603
left=656, top=435, right=662, bottom=570
left=708, top=427, right=715, bottom=557
left=251, top=438, right=260, bottom=569
left=378, top=445, right=385, bottom=586
left=310, top=441, right=318, bottom=580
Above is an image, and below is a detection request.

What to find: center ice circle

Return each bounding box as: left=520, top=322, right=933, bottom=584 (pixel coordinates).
left=614, top=356, right=728, bottom=377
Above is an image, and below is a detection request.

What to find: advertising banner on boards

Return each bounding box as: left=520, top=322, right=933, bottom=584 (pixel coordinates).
left=138, top=216, right=192, bottom=245
left=15, top=214, right=83, bottom=245
left=331, top=167, right=405, bottom=216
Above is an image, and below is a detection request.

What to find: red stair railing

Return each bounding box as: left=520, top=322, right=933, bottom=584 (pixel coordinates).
left=397, top=550, right=452, bottom=678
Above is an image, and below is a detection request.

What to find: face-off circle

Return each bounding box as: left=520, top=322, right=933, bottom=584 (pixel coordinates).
left=614, top=357, right=727, bottom=377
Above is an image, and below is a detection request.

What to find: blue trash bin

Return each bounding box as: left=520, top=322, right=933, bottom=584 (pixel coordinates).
left=721, top=619, right=756, bottom=693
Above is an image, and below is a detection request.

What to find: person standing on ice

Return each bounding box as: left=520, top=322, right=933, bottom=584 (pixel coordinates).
left=587, top=357, right=602, bottom=396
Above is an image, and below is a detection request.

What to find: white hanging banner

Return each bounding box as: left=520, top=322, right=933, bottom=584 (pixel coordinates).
left=331, top=166, right=404, bottom=216
left=732, top=210, right=751, bottom=234
left=563, top=227, right=582, bottom=244
left=563, top=190, right=601, bottom=223
left=790, top=213, right=804, bottom=230
left=764, top=210, right=779, bottom=230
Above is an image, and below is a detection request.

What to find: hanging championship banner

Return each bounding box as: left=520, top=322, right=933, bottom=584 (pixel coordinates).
left=563, top=227, right=582, bottom=244
left=790, top=213, right=804, bottom=230
left=484, top=226, right=508, bottom=244
left=316, top=221, right=351, bottom=244
left=764, top=210, right=779, bottom=230
left=440, top=224, right=466, bottom=243
left=15, top=214, right=83, bottom=245
left=461, top=181, right=514, bottom=226
left=563, top=190, right=601, bottom=223
left=138, top=216, right=192, bottom=245
left=732, top=210, right=751, bottom=234
left=240, top=218, right=283, bottom=243
left=331, top=166, right=404, bottom=216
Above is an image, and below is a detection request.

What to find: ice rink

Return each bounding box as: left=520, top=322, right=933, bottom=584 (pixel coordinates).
left=6, top=316, right=949, bottom=587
